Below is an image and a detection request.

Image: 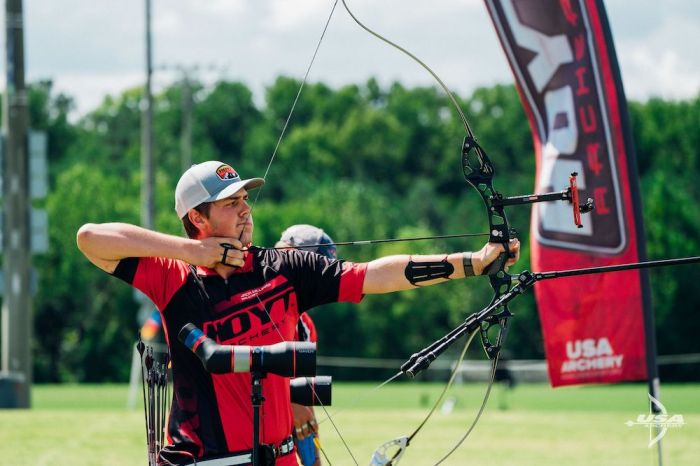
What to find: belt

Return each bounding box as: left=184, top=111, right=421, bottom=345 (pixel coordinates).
left=184, top=436, right=295, bottom=466
left=270, top=435, right=295, bottom=457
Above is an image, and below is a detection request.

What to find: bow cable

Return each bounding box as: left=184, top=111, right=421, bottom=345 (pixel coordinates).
left=231, top=2, right=363, bottom=464
left=379, top=329, right=478, bottom=466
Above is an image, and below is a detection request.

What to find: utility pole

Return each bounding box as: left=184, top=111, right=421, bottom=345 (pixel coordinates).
left=157, top=63, right=227, bottom=172
left=180, top=75, right=192, bottom=171
left=137, top=0, right=156, bottom=335
left=135, top=0, right=155, bottom=378
left=0, top=0, right=31, bottom=408
left=141, top=0, right=154, bottom=230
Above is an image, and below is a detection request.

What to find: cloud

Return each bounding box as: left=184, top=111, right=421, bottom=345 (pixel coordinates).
left=49, top=71, right=144, bottom=118
left=194, top=0, right=248, bottom=15
left=615, top=14, right=700, bottom=100
left=5, top=0, right=697, bottom=118
left=154, top=10, right=181, bottom=35
left=265, top=0, right=333, bottom=32
left=623, top=49, right=699, bottom=101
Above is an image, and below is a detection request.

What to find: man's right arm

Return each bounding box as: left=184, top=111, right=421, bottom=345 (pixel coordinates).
left=76, top=222, right=244, bottom=273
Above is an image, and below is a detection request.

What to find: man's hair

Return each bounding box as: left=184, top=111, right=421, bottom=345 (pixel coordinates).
left=182, top=203, right=212, bottom=239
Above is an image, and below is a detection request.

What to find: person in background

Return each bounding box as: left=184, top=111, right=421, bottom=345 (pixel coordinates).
left=276, top=224, right=338, bottom=466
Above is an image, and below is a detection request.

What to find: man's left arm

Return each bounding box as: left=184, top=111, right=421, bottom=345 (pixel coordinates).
left=362, top=240, right=520, bottom=294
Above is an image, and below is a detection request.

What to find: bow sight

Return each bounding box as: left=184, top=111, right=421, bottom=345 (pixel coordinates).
left=460, top=134, right=595, bottom=368
left=462, top=136, right=594, bottom=231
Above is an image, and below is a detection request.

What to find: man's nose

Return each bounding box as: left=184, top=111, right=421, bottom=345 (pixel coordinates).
left=239, top=201, right=251, bottom=216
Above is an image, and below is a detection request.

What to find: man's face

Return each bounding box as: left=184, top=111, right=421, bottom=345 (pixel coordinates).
left=199, top=188, right=254, bottom=244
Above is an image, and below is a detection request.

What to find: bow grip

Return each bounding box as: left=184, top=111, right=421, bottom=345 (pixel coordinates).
left=482, top=250, right=507, bottom=276
left=481, top=240, right=516, bottom=276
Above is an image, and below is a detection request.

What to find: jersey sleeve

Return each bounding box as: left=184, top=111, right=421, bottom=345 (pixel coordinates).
left=269, top=248, right=366, bottom=312
left=112, top=256, right=190, bottom=311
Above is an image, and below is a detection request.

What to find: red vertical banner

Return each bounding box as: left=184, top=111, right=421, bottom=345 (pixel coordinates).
left=485, top=0, right=650, bottom=386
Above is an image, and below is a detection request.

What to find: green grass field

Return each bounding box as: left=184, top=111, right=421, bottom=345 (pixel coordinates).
left=1, top=382, right=697, bottom=465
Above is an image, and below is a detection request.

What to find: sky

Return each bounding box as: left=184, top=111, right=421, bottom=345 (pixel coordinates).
left=4, top=0, right=699, bottom=117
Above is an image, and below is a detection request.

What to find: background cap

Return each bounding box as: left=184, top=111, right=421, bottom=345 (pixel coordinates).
left=174, top=161, right=264, bottom=218
left=279, top=224, right=337, bottom=259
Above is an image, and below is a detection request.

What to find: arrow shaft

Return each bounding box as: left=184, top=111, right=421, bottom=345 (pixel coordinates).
left=273, top=232, right=489, bottom=250
left=535, top=256, right=700, bottom=280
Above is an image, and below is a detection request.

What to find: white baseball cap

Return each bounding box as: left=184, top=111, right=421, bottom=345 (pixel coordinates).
left=279, top=224, right=337, bottom=259
left=174, top=161, right=264, bottom=218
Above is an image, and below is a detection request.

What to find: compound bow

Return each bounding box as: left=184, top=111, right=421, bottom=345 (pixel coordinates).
left=246, top=1, right=595, bottom=464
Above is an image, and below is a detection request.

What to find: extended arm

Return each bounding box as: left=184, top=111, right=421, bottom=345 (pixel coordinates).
left=362, top=240, right=520, bottom=294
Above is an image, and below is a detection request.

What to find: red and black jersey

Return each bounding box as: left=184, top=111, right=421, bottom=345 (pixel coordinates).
left=113, top=246, right=366, bottom=465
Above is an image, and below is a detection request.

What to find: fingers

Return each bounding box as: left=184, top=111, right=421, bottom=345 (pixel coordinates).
left=292, top=403, right=318, bottom=439
left=478, top=239, right=521, bottom=275
left=218, top=239, right=245, bottom=267
left=309, top=418, right=318, bottom=433
left=505, top=239, right=520, bottom=266
left=294, top=421, right=315, bottom=440
left=192, top=237, right=247, bottom=268
left=219, top=238, right=244, bottom=250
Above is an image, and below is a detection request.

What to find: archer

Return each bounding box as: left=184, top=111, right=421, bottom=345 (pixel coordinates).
left=76, top=160, right=519, bottom=466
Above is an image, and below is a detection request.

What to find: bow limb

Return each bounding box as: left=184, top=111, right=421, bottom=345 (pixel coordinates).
left=369, top=329, right=478, bottom=466
left=339, top=0, right=472, bottom=136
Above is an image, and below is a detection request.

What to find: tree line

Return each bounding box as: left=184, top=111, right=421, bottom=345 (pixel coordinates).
left=9, top=77, right=699, bottom=382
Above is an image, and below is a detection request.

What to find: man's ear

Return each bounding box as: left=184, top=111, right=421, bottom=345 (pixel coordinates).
left=188, top=209, right=208, bottom=231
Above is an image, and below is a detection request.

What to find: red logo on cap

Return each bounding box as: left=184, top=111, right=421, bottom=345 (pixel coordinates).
left=216, top=164, right=238, bottom=180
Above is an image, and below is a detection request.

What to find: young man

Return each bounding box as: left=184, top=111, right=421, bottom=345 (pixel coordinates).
left=77, top=161, right=519, bottom=466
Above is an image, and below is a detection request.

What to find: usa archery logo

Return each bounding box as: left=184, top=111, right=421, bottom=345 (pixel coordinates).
left=560, top=337, right=623, bottom=376
left=216, top=164, right=238, bottom=180
left=625, top=395, right=685, bottom=447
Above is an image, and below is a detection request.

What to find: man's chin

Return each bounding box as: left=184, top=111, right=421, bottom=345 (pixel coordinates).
left=238, top=231, right=253, bottom=246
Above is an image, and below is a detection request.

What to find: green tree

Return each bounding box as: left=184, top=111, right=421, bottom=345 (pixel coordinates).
left=25, top=77, right=700, bottom=382
left=34, top=163, right=140, bottom=381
